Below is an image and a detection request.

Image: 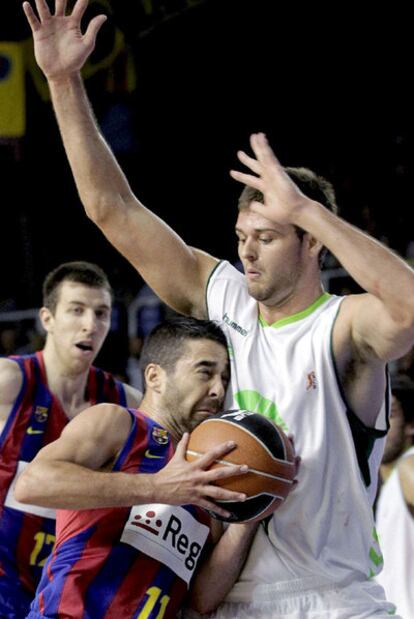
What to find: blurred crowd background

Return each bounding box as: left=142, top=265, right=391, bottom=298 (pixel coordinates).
left=0, top=0, right=412, bottom=385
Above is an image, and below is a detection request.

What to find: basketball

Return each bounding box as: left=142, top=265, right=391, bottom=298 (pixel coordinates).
left=186, top=409, right=297, bottom=523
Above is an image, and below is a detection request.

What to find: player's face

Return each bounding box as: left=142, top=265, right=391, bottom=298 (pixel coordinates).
left=236, top=208, right=307, bottom=306
left=162, top=338, right=230, bottom=435
left=41, top=281, right=112, bottom=372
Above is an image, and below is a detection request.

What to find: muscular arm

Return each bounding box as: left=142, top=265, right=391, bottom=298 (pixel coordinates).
left=14, top=403, right=249, bottom=516
left=187, top=521, right=259, bottom=613
left=23, top=0, right=217, bottom=318
left=0, top=358, right=24, bottom=436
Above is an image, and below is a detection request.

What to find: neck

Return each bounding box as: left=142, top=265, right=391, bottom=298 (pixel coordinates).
left=139, top=396, right=181, bottom=446
left=259, top=281, right=325, bottom=326
left=41, top=346, right=90, bottom=415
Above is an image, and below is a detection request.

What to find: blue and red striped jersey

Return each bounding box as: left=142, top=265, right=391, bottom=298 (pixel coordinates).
left=28, top=410, right=211, bottom=619
left=0, top=352, right=127, bottom=618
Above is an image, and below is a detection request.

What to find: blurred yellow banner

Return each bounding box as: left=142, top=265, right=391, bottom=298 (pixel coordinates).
left=0, top=42, right=25, bottom=138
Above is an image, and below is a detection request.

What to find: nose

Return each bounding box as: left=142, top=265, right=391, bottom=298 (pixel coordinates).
left=239, top=237, right=257, bottom=262
left=81, top=310, right=98, bottom=334
left=209, top=375, right=226, bottom=403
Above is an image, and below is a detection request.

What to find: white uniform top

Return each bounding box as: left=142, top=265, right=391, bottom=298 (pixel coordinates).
left=207, top=261, right=389, bottom=603
left=376, top=446, right=414, bottom=619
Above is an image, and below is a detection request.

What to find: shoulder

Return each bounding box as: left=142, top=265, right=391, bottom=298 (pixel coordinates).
left=0, top=357, right=24, bottom=405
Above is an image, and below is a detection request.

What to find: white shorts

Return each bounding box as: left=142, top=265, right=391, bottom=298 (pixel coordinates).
left=183, top=579, right=399, bottom=619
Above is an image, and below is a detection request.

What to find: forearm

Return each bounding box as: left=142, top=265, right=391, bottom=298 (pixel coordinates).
left=48, top=74, right=133, bottom=223
left=188, top=522, right=259, bottom=614
left=15, top=460, right=157, bottom=510
left=296, top=200, right=414, bottom=320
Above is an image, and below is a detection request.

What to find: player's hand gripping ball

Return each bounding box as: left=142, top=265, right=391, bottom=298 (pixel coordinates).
left=186, top=410, right=297, bottom=522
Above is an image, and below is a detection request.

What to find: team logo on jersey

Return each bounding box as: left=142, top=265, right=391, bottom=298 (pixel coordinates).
left=34, top=406, right=49, bottom=423
left=122, top=504, right=209, bottom=584
left=306, top=371, right=317, bottom=391
left=131, top=509, right=163, bottom=535
left=152, top=427, right=169, bottom=445
left=222, top=313, right=248, bottom=336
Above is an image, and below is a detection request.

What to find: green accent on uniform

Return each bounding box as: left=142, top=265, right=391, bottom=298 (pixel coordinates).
left=259, top=292, right=331, bottom=328
left=228, top=345, right=234, bottom=360
left=368, top=568, right=375, bottom=579
left=372, top=527, right=380, bottom=543
left=234, top=390, right=288, bottom=431
left=369, top=546, right=383, bottom=568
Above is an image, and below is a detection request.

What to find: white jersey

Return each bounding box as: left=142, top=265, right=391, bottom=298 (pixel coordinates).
left=207, top=261, right=389, bottom=602
left=376, top=446, right=414, bottom=619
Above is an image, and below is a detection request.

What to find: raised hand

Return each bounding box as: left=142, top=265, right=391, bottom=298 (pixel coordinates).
left=23, top=0, right=107, bottom=80
left=230, top=132, right=312, bottom=226
left=153, top=434, right=248, bottom=519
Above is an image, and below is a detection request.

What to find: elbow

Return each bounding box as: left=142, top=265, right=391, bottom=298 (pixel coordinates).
left=14, top=471, right=38, bottom=504
left=188, top=594, right=220, bottom=615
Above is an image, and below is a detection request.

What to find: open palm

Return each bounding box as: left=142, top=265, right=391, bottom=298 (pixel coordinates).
left=23, top=0, right=106, bottom=79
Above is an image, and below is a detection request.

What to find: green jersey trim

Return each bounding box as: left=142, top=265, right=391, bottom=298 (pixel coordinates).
left=259, top=292, right=331, bottom=329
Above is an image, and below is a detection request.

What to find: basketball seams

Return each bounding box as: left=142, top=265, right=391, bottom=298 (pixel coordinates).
left=197, top=418, right=292, bottom=465
left=186, top=449, right=295, bottom=485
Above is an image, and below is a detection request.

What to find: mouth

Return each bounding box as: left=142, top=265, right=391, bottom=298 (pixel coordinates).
left=75, top=342, right=94, bottom=354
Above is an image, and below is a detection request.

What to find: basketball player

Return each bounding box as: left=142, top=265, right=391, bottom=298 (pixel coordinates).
left=15, top=317, right=255, bottom=619
left=0, top=261, right=141, bottom=619
left=23, top=0, right=414, bottom=615
left=375, top=377, right=414, bottom=618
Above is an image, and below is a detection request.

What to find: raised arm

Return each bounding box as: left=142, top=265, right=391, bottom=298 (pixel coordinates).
left=14, top=403, right=248, bottom=517
left=23, top=0, right=217, bottom=318
left=231, top=133, right=414, bottom=365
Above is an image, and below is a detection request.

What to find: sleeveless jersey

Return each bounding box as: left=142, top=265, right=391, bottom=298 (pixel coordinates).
left=207, top=261, right=389, bottom=602
left=375, top=446, right=414, bottom=618
left=27, top=409, right=211, bottom=619
left=0, top=352, right=127, bottom=617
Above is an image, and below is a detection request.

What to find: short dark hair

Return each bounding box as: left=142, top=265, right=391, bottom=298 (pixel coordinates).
left=139, top=316, right=228, bottom=374
left=42, top=261, right=113, bottom=313
left=238, top=167, right=338, bottom=268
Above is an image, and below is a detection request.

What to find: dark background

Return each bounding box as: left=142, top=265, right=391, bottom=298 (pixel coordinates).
left=1, top=0, right=412, bottom=311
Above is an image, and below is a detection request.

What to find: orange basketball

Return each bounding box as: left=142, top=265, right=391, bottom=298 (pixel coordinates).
left=186, top=409, right=297, bottom=522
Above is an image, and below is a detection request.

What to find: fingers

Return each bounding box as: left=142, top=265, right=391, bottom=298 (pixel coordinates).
left=22, top=2, right=41, bottom=30
left=175, top=432, right=190, bottom=458
left=237, top=149, right=261, bottom=175
left=54, top=0, right=67, bottom=17
left=250, top=133, right=282, bottom=169
left=83, top=14, right=107, bottom=49
left=34, top=0, right=52, bottom=21
left=192, top=440, right=237, bottom=469
left=71, top=0, right=89, bottom=21
left=229, top=169, right=264, bottom=192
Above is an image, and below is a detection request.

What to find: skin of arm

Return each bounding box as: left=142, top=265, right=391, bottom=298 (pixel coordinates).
left=0, top=359, right=24, bottom=436
left=187, top=520, right=259, bottom=614
left=23, top=0, right=217, bottom=318
left=14, top=403, right=249, bottom=517
left=399, top=454, right=414, bottom=516
left=232, top=133, right=414, bottom=426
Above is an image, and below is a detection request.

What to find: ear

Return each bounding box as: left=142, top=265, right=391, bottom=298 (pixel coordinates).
left=144, top=363, right=166, bottom=394
left=39, top=307, right=54, bottom=334
left=304, top=233, right=323, bottom=260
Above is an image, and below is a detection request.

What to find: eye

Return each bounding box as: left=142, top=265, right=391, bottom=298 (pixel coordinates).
left=259, top=236, right=273, bottom=244
left=96, top=309, right=110, bottom=320
left=71, top=306, right=83, bottom=315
